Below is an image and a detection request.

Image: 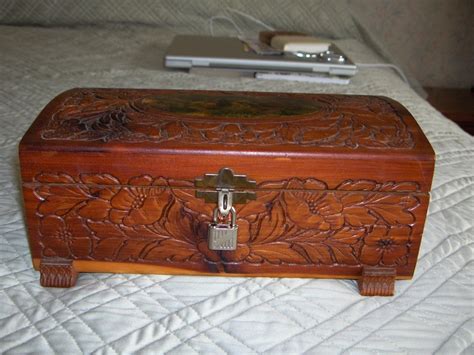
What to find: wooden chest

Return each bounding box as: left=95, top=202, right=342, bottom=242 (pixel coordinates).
left=19, top=88, right=435, bottom=296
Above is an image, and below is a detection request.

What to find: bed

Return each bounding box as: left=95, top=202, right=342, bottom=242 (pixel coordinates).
left=0, top=8, right=473, bottom=354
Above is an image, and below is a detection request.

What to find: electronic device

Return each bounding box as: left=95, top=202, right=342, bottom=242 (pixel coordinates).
left=270, top=35, right=331, bottom=53
left=164, top=35, right=357, bottom=76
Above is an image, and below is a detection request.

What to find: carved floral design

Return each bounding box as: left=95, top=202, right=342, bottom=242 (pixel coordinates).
left=40, top=215, right=91, bottom=258
left=108, top=185, right=170, bottom=226
left=40, top=89, right=415, bottom=149
left=285, top=191, right=344, bottom=230
left=360, top=225, right=411, bottom=266
left=31, top=173, right=421, bottom=268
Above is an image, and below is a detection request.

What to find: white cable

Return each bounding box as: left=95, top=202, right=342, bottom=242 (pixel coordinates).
left=225, top=8, right=275, bottom=31
left=208, top=15, right=244, bottom=37
left=356, top=63, right=410, bottom=85
left=208, top=8, right=275, bottom=36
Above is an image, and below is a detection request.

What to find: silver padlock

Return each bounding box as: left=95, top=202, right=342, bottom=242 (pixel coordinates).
left=208, top=207, right=238, bottom=251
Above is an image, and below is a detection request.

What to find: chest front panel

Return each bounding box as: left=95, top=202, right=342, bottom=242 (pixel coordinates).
left=23, top=171, right=429, bottom=278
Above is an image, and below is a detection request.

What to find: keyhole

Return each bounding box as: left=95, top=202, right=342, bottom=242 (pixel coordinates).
left=223, top=194, right=228, bottom=210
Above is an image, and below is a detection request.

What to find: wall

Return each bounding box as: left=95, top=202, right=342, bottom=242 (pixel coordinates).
left=349, top=0, right=474, bottom=88
left=1, top=0, right=472, bottom=88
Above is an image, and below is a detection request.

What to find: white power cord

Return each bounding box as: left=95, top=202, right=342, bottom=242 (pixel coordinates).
left=225, top=8, right=275, bottom=31
left=354, top=63, right=410, bottom=85
left=207, top=9, right=411, bottom=87
left=208, top=15, right=244, bottom=37
left=208, top=7, right=275, bottom=36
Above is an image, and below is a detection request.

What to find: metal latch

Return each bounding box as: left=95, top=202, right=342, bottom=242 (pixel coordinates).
left=194, top=168, right=256, bottom=251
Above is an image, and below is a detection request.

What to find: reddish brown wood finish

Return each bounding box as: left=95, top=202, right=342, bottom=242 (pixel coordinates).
left=19, top=89, right=435, bottom=295
left=358, top=266, right=396, bottom=296
left=40, top=258, right=78, bottom=287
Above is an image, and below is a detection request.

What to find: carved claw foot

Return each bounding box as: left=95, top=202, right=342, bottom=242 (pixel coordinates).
left=40, top=258, right=78, bottom=288
left=358, top=266, right=396, bottom=296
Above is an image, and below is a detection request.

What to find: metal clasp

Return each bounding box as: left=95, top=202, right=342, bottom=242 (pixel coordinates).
left=195, top=168, right=256, bottom=251
left=194, top=168, right=257, bottom=204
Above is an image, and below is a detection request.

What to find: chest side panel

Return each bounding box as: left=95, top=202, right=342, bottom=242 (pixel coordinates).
left=23, top=172, right=429, bottom=278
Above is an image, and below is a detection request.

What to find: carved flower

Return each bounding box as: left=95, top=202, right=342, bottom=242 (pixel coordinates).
left=284, top=191, right=344, bottom=230
left=109, top=185, right=171, bottom=226
left=40, top=215, right=91, bottom=258
left=360, top=225, right=410, bottom=266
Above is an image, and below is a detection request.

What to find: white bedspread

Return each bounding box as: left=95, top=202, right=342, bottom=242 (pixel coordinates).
left=0, top=25, right=473, bottom=354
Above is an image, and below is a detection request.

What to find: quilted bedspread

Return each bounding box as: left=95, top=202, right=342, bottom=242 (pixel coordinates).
left=0, top=25, right=473, bottom=354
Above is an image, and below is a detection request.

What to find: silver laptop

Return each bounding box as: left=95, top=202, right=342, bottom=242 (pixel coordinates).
left=164, top=35, right=357, bottom=76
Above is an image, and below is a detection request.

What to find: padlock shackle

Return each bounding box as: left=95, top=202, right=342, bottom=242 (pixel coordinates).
left=212, top=207, right=237, bottom=226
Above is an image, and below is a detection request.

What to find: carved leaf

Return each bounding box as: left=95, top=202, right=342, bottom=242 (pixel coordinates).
left=330, top=227, right=365, bottom=244
left=370, top=205, right=412, bottom=225
left=121, top=224, right=166, bottom=240
left=78, top=199, right=111, bottom=220
left=162, top=200, right=195, bottom=243
left=326, top=227, right=365, bottom=265
left=144, top=239, right=200, bottom=262
left=286, top=178, right=327, bottom=190
left=337, top=180, right=377, bottom=191
left=340, top=193, right=367, bottom=205
left=381, top=245, right=409, bottom=266
left=380, top=181, right=420, bottom=192
left=251, top=244, right=307, bottom=264
left=93, top=238, right=124, bottom=260
left=167, top=178, right=194, bottom=188
left=38, top=186, right=91, bottom=216
left=300, top=178, right=328, bottom=190
left=366, top=194, right=416, bottom=225
left=98, top=187, right=116, bottom=200
left=172, top=189, right=214, bottom=217
left=257, top=180, right=287, bottom=190
left=400, top=195, right=419, bottom=209
left=80, top=173, right=120, bottom=185
left=128, top=175, right=153, bottom=186
left=294, top=243, right=332, bottom=264
left=253, top=201, right=286, bottom=244
left=221, top=245, right=251, bottom=262
left=330, top=245, right=359, bottom=265
left=88, top=220, right=127, bottom=239
left=237, top=218, right=251, bottom=243
left=236, top=190, right=279, bottom=218
left=116, top=240, right=158, bottom=261
left=35, top=173, right=76, bottom=184
left=69, top=238, right=92, bottom=259
left=342, top=206, right=377, bottom=227
left=287, top=229, right=329, bottom=243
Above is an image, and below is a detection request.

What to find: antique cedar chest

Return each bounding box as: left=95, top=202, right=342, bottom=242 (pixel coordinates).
left=19, top=88, right=435, bottom=296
